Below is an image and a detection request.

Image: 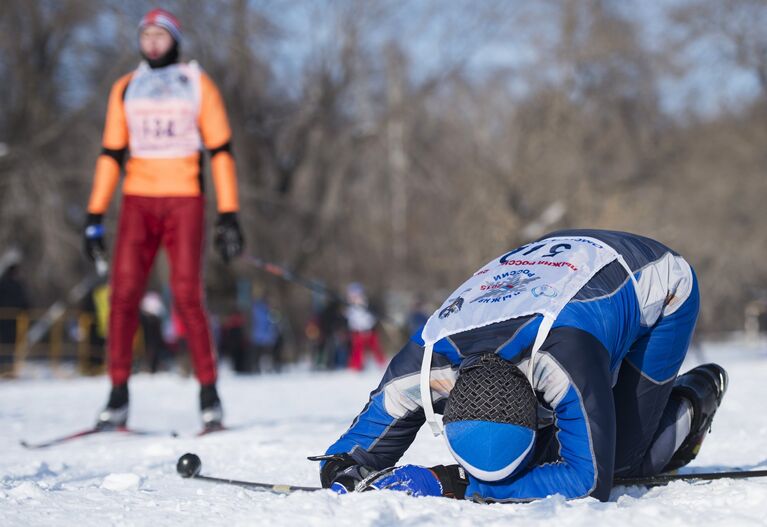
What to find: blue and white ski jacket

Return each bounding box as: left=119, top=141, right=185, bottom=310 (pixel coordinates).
left=324, top=230, right=699, bottom=502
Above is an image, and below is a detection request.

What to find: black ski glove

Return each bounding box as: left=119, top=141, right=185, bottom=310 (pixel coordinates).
left=429, top=464, right=469, bottom=499
left=83, top=213, right=106, bottom=262
left=214, top=212, right=244, bottom=263
left=310, top=453, right=374, bottom=493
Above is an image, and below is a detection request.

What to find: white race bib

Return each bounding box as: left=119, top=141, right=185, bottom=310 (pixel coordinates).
left=124, top=62, right=202, bottom=158
left=419, top=236, right=638, bottom=435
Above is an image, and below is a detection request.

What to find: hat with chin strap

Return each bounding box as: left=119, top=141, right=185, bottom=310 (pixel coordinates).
left=443, top=353, right=538, bottom=481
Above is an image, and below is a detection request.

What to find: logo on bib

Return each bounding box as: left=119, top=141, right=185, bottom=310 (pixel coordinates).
left=470, top=275, right=540, bottom=304
left=439, top=289, right=471, bottom=319
left=531, top=285, right=558, bottom=298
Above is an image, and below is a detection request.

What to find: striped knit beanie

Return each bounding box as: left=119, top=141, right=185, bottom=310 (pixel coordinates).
left=138, top=8, right=182, bottom=43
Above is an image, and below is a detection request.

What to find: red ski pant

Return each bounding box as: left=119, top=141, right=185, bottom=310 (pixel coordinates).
left=348, top=330, right=386, bottom=371
left=108, top=195, right=216, bottom=385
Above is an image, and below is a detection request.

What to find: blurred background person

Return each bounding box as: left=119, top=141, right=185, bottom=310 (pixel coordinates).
left=345, top=283, right=386, bottom=371
left=0, top=249, right=28, bottom=374
left=217, top=307, right=248, bottom=373
left=407, top=295, right=430, bottom=337
left=250, top=290, right=284, bottom=373
left=79, top=282, right=110, bottom=374
left=139, top=290, right=169, bottom=374
left=314, top=297, right=349, bottom=370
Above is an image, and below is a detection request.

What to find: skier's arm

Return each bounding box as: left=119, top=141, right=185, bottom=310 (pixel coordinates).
left=199, top=72, right=238, bottom=213
left=466, top=327, right=616, bottom=502
left=323, top=335, right=458, bottom=472
left=87, top=74, right=131, bottom=215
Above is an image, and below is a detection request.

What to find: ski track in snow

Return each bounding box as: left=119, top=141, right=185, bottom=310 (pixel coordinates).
left=2, top=340, right=767, bottom=526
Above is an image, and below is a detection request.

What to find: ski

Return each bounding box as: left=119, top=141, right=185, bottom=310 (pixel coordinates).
left=196, top=424, right=228, bottom=437
left=20, top=426, right=177, bottom=449
left=615, top=469, right=767, bottom=488
left=195, top=420, right=264, bottom=437
left=176, top=453, right=321, bottom=494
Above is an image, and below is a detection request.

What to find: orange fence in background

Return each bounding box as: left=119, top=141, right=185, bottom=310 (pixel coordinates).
left=0, top=308, right=145, bottom=378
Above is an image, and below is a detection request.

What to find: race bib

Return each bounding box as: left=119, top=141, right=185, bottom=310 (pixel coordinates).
left=421, top=236, right=619, bottom=345
left=124, top=62, right=202, bottom=158
left=420, top=235, right=637, bottom=436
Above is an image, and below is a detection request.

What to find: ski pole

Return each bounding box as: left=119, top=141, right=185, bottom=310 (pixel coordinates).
left=176, top=453, right=321, bottom=494
left=242, top=254, right=406, bottom=330
left=24, top=254, right=109, bottom=349
left=244, top=255, right=339, bottom=301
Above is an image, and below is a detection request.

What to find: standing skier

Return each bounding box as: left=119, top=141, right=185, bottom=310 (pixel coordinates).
left=315, top=230, right=727, bottom=502
left=83, top=9, right=244, bottom=431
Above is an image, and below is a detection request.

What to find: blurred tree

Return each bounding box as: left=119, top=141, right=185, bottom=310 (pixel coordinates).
left=1, top=0, right=766, bottom=338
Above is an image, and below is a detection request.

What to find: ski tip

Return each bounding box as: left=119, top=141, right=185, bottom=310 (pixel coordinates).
left=19, top=440, right=54, bottom=450
left=197, top=425, right=226, bottom=437
left=19, top=438, right=54, bottom=449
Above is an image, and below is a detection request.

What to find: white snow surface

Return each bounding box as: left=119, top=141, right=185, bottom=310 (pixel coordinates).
left=2, top=339, right=767, bottom=527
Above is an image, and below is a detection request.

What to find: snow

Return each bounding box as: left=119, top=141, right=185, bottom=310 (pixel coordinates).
left=2, top=339, right=767, bottom=527
left=101, top=473, right=143, bottom=491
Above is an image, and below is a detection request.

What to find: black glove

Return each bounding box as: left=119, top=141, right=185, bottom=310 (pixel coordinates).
left=429, top=464, right=469, bottom=499
left=310, top=453, right=374, bottom=493
left=214, top=212, right=244, bottom=263
left=83, top=213, right=106, bottom=262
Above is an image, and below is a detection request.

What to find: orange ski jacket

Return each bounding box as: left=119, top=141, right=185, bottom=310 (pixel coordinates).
left=87, top=61, right=239, bottom=214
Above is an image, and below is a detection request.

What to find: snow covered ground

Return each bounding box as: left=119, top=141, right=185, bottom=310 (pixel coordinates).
left=2, top=338, right=767, bottom=527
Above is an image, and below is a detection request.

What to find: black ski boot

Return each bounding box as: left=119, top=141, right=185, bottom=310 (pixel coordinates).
left=200, top=383, right=224, bottom=431
left=663, top=363, right=728, bottom=472
left=96, top=384, right=129, bottom=430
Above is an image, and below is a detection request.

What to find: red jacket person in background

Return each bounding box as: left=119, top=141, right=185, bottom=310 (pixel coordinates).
left=83, top=9, right=244, bottom=431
